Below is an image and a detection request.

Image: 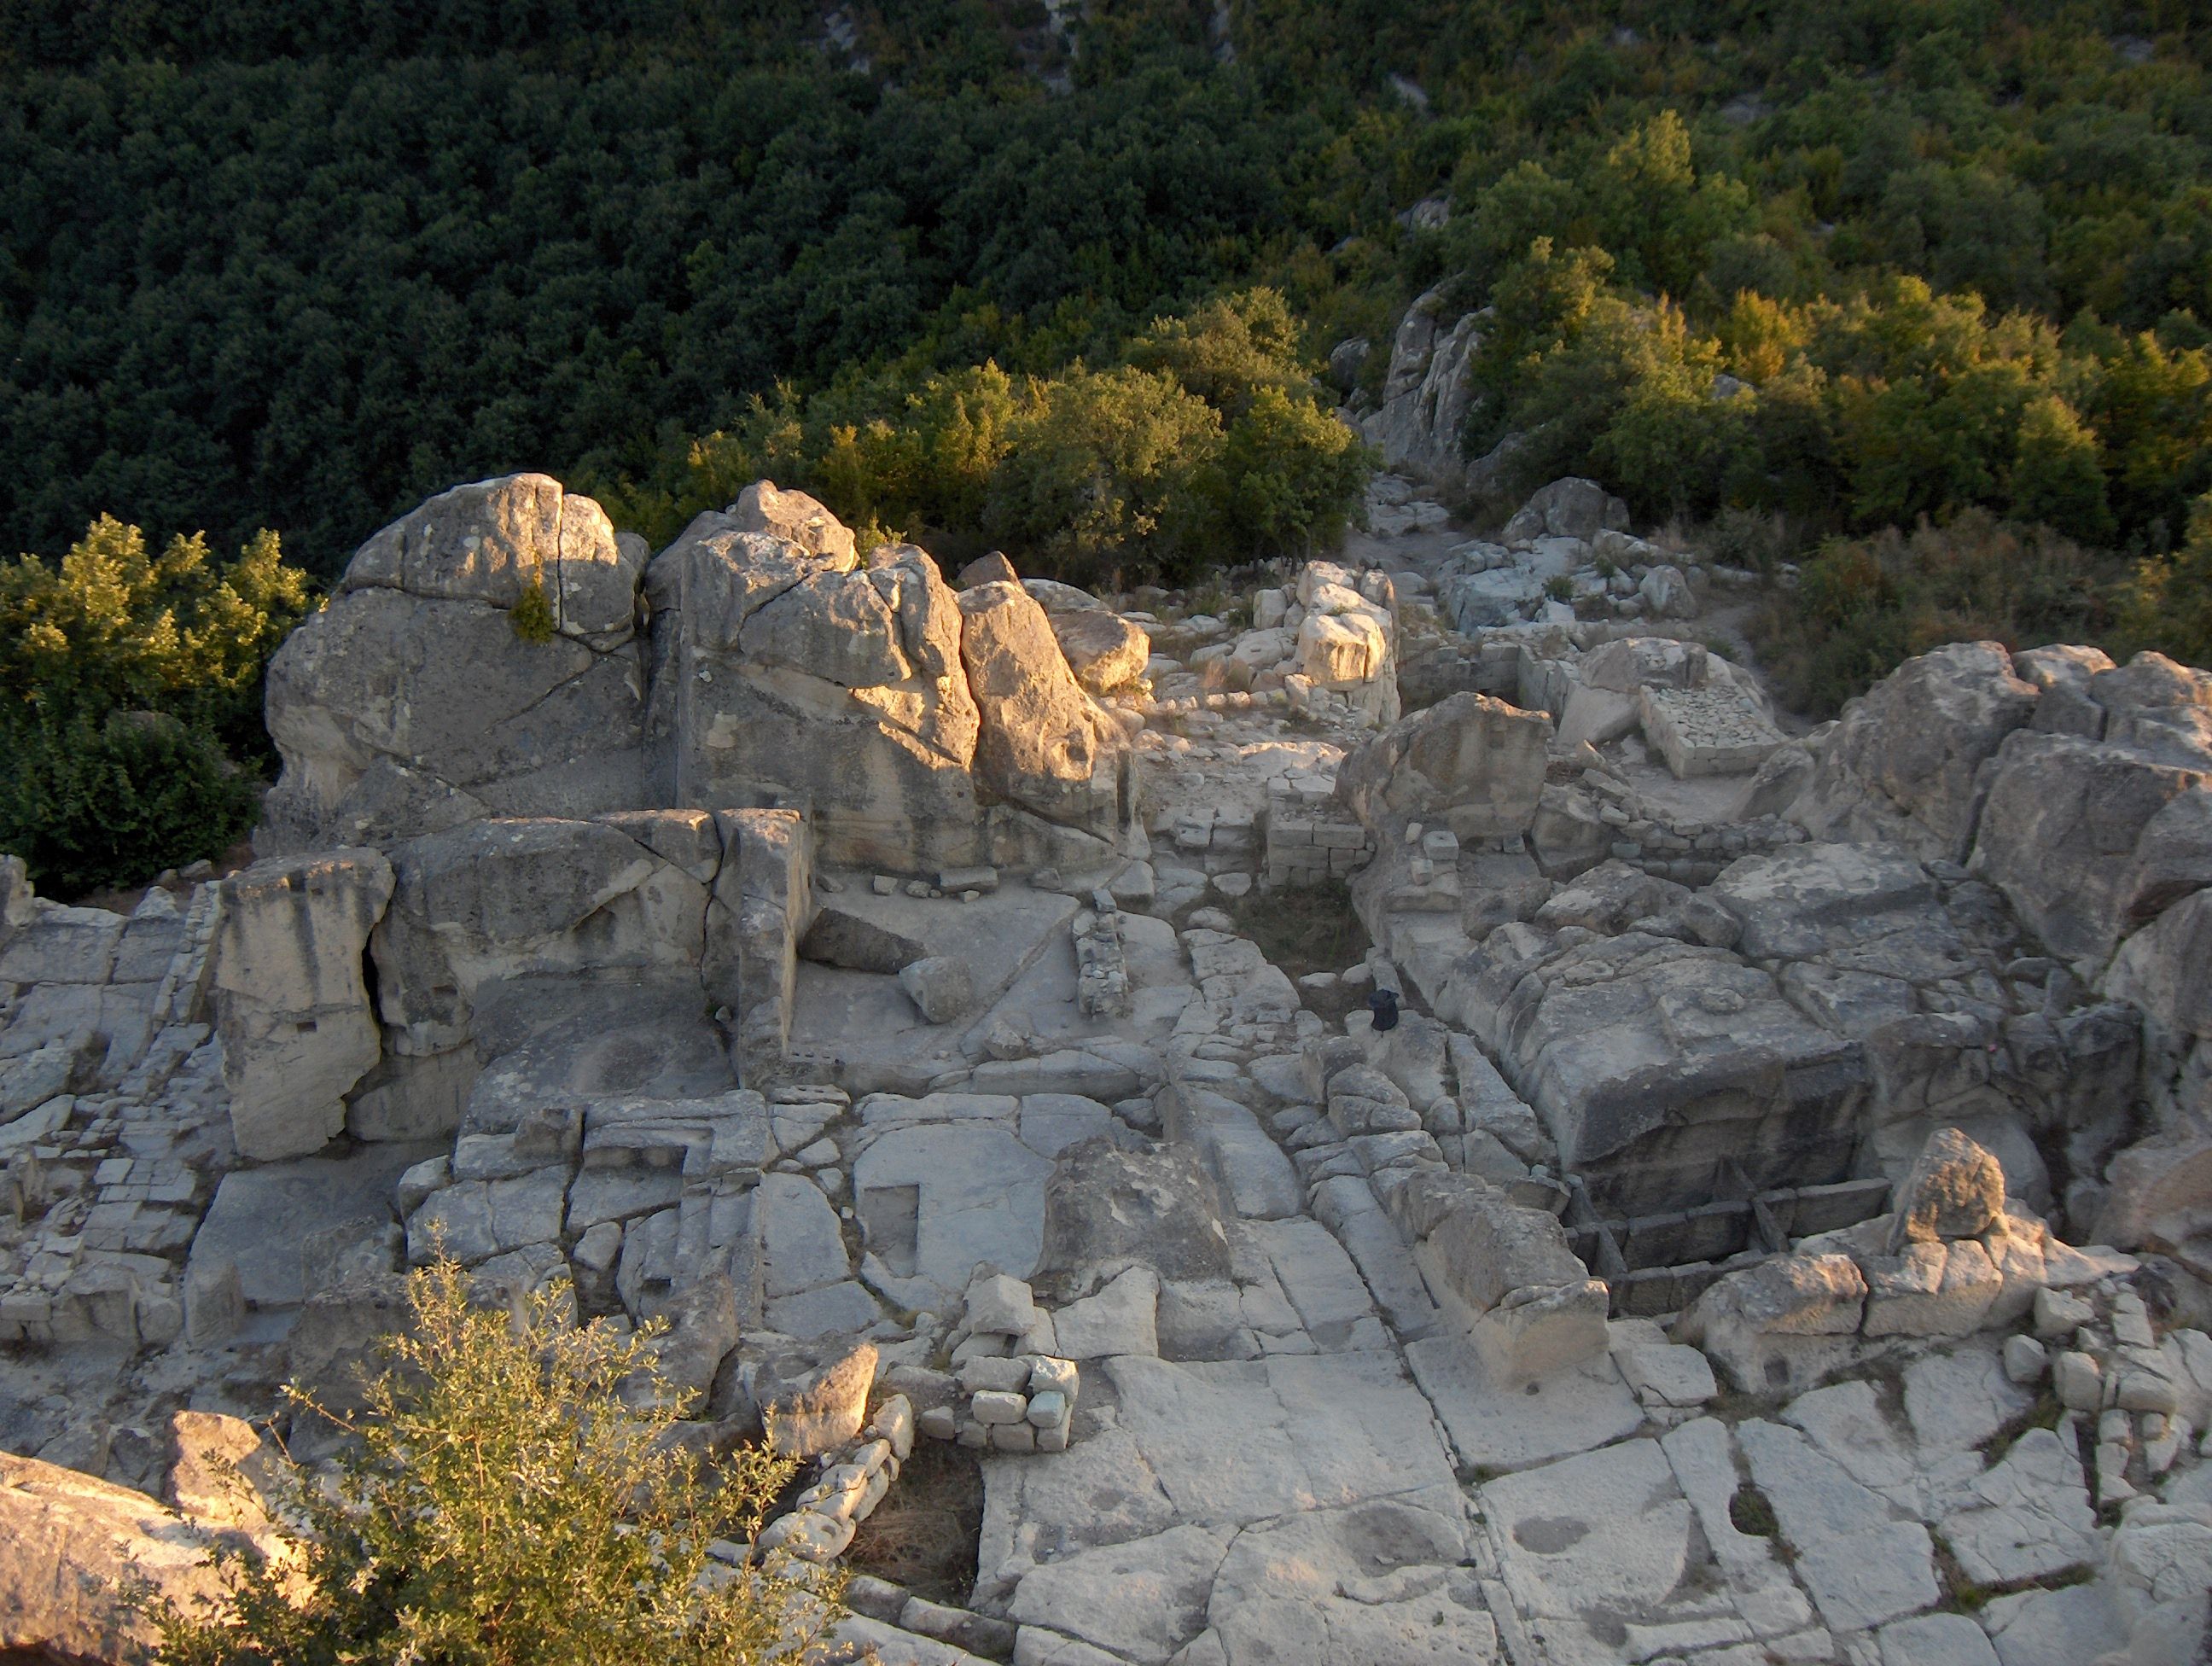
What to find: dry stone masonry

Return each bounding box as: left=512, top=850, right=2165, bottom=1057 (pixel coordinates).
left=6, top=469, right=2212, bottom=1666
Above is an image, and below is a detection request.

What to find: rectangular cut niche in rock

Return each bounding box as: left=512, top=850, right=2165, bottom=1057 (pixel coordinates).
left=859, top=1183, right=921, bottom=1277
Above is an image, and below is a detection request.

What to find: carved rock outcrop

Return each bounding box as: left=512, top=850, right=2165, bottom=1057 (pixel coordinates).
left=261, top=475, right=649, bottom=853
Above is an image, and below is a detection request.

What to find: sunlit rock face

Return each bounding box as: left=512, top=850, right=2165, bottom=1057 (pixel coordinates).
left=263, top=475, right=1142, bottom=873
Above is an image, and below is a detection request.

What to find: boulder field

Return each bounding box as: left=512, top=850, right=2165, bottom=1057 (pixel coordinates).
left=3, top=471, right=2210, bottom=1666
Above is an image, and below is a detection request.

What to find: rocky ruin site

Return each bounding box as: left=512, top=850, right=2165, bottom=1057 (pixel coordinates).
left=5, top=461, right=2212, bottom=1666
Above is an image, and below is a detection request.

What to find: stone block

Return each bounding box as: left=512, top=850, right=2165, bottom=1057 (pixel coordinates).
left=212, top=851, right=393, bottom=1162
left=1637, top=684, right=1783, bottom=778
left=1336, top=692, right=1551, bottom=844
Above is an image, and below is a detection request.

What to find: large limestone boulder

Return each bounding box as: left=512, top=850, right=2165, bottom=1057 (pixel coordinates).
left=1359, top=284, right=1484, bottom=487
left=0, top=1448, right=243, bottom=1664
left=643, top=517, right=987, bottom=870
left=728, top=480, right=858, bottom=563
left=1684, top=1251, right=1867, bottom=1392
left=1887, top=1126, right=2005, bottom=1246
left=1290, top=562, right=1400, bottom=725
left=1049, top=609, right=1150, bottom=694
left=1037, top=1137, right=1232, bottom=1284
left=212, top=849, right=394, bottom=1162
left=2090, top=650, right=2212, bottom=761
left=1501, top=476, right=1630, bottom=543
left=2095, top=1131, right=2212, bottom=1256
left=1336, top=691, right=1552, bottom=844
left=260, top=475, right=648, bottom=853
left=2103, top=888, right=2212, bottom=1041
left=341, top=473, right=639, bottom=633
left=1443, top=925, right=1866, bottom=1214
left=1973, top=729, right=2212, bottom=970
left=2015, top=643, right=2114, bottom=737
left=956, top=581, right=1131, bottom=842
left=2118, top=789, right=2212, bottom=925
left=1794, top=642, right=2039, bottom=863
left=372, top=815, right=714, bottom=1057
left=1384, top=1170, right=1606, bottom=1379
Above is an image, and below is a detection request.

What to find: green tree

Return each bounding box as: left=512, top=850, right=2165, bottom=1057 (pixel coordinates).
left=0, top=517, right=308, bottom=751
left=983, top=364, right=1224, bottom=580
left=0, top=516, right=311, bottom=892
left=1204, top=384, right=1371, bottom=555
left=1126, top=288, right=1307, bottom=417
left=147, top=1260, right=837, bottom=1666
left=2119, top=492, right=2212, bottom=666
left=0, top=709, right=261, bottom=899
left=2009, top=394, right=2114, bottom=545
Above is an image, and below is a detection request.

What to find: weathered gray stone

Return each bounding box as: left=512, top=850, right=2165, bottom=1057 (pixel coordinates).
left=1973, top=727, right=2211, bottom=970
left=2104, top=887, right=2212, bottom=1040
left=760, top=1172, right=850, bottom=1300
left=649, top=1272, right=740, bottom=1409
left=1050, top=609, right=1150, bottom=695
left=1889, top=1127, right=2006, bottom=1245
left=2091, top=649, right=2212, bottom=760
left=1501, top=477, right=1629, bottom=543
left=957, top=580, right=1131, bottom=842
left=1940, top=1427, right=2097, bottom=1587
left=644, top=524, right=988, bottom=870
left=1337, top=692, right=1552, bottom=843
left=187, top=1145, right=434, bottom=1311
left=1360, top=288, right=1485, bottom=490
left=0, top=1450, right=244, bottom=1665
left=1738, top=1418, right=1938, bottom=1633
left=1877, top=1613, right=2000, bottom=1666
left=855, top=1121, right=1052, bottom=1296
left=1448, top=926, right=1866, bottom=1215
left=261, top=475, right=646, bottom=852
left=706, top=808, right=814, bottom=1081
left=212, top=850, right=393, bottom=1162
left=1036, top=1138, right=1232, bottom=1284
left=1637, top=563, right=1696, bottom=620
left=899, top=956, right=974, bottom=1024
left=1052, top=1267, right=1160, bottom=1360
left=728, top=480, right=857, bottom=563
left=799, top=907, right=924, bottom=974
left=1794, top=641, right=2039, bottom=862
left=370, top=818, right=710, bottom=1054
left=1201, top=1500, right=1493, bottom=1666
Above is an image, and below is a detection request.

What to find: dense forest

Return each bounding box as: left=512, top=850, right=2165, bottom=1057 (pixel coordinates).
left=7, top=0, right=2212, bottom=885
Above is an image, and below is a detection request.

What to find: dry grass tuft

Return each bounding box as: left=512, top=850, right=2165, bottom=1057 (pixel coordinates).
left=845, top=1439, right=986, bottom=1603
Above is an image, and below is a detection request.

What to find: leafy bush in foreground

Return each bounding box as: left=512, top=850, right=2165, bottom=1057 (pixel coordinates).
left=148, top=1261, right=836, bottom=1666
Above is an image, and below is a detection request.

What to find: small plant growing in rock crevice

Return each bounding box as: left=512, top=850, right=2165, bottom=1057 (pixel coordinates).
left=143, top=1259, right=837, bottom=1666
left=1980, top=1389, right=2063, bottom=1467
left=1726, top=1482, right=1795, bottom=1564
left=1726, top=1482, right=1779, bottom=1539
left=510, top=577, right=557, bottom=643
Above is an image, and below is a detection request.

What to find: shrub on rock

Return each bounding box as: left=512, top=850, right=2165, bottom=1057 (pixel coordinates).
left=145, top=1260, right=837, bottom=1666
